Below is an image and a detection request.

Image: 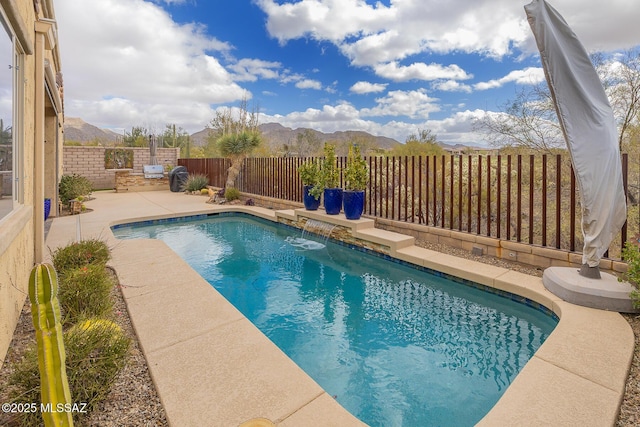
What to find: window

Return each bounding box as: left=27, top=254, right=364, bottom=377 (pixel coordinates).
left=0, top=15, right=16, bottom=221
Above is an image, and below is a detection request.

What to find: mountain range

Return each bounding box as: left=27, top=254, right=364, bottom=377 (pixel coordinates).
left=63, top=118, right=471, bottom=153
left=189, top=122, right=400, bottom=151
left=63, top=117, right=401, bottom=151
left=63, top=117, right=121, bottom=143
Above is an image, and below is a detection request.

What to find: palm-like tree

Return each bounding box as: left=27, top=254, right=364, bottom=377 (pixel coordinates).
left=217, top=129, right=261, bottom=189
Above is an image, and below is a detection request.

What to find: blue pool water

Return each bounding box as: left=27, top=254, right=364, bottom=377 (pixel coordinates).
left=113, top=214, right=557, bottom=427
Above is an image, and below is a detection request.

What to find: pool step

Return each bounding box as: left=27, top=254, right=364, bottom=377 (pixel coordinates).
left=354, top=227, right=415, bottom=254
left=275, top=208, right=418, bottom=255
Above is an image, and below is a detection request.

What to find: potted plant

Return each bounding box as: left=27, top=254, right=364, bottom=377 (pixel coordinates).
left=298, top=159, right=321, bottom=210
left=44, top=198, right=51, bottom=220
left=320, top=143, right=342, bottom=215
left=343, top=144, right=368, bottom=219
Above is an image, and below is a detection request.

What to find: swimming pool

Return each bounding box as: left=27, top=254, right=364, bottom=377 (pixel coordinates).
left=113, top=213, right=558, bottom=427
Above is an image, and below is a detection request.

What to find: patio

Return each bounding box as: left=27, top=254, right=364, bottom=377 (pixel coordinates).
left=43, top=190, right=633, bottom=426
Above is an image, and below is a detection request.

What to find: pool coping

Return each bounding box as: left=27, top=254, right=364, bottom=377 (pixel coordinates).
left=44, top=191, right=634, bottom=426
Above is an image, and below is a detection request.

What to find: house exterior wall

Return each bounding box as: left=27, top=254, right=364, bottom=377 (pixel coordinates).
left=0, top=0, right=64, bottom=367
left=63, top=146, right=180, bottom=189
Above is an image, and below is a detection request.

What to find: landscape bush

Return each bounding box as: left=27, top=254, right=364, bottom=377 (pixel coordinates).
left=224, top=187, right=240, bottom=201
left=63, top=319, right=130, bottom=415
left=7, top=319, right=130, bottom=426
left=4, top=240, right=129, bottom=426
left=59, top=174, right=93, bottom=204
left=182, top=173, right=209, bottom=192
left=57, top=264, right=115, bottom=325
left=51, top=239, right=111, bottom=273
left=621, top=240, right=640, bottom=308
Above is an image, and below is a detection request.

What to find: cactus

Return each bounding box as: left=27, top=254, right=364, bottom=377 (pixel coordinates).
left=29, top=263, right=74, bottom=427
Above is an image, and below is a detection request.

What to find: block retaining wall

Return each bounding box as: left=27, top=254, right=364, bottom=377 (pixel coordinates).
left=237, top=191, right=626, bottom=274
left=63, top=146, right=179, bottom=189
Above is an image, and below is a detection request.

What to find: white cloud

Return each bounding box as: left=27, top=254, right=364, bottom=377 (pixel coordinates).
left=374, top=62, right=472, bottom=82
left=54, top=0, right=640, bottom=146
left=361, top=89, right=440, bottom=119
left=432, top=80, right=472, bottom=93
left=256, top=0, right=395, bottom=45
left=423, top=110, right=491, bottom=146
left=262, top=102, right=362, bottom=129
left=258, top=0, right=640, bottom=66
left=257, top=0, right=529, bottom=65
left=340, top=30, right=422, bottom=66
left=350, top=81, right=388, bottom=94
left=228, top=59, right=282, bottom=82
left=56, top=0, right=246, bottom=133
left=295, top=79, right=323, bottom=90
left=474, top=67, right=545, bottom=91
left=260, top=103, right=492, bottom=146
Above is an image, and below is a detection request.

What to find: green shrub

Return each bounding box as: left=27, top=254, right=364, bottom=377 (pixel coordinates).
left=58, top=264, right=115, bottom=325
left=64, top=319, right=130, bottom=416
left=320, top=143, right=340, bottom=189
left=59, top=174, right=93, bottom=204
left=182, top=173, right=209, bottom=192
left=7, top=319, right=130, bottom=426
left=4, top=239, right=125, bottom=426
left=344, top=144, right=368, bottom=191
left=621, top=240, right=640, bottom=308
left=298, top=159, right=320, bottom=186
left=51, top=239, right=111, bottom=274
left=6, top=346, right=41, bottom=426
left=225, top=187, right=240, bottom=201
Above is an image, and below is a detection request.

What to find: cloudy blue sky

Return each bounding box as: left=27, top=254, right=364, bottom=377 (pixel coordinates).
left=54, top=0, right=640, bottom=146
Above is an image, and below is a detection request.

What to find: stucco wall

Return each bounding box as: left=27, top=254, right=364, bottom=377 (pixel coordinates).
left=1, top=0, right=64, bottom=367
left=0, top=212, right=33, bottom=364
left=63, top=146, right=180, bottom=189
left=0, top=0, right=39, bottom=366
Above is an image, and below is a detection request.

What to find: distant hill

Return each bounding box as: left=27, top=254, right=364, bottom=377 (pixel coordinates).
left=190, top=122, right=401, bottom=152
left=64, top=117, right=120, bottom=143
left=189, top=128, right=211, bottom=146
left=64, top=118, right=473, bottom=154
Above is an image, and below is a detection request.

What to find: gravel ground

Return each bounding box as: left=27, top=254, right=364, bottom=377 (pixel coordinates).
left=0, top=272, right=168, bottom=427
left=1, top=240, right=638, bottom=425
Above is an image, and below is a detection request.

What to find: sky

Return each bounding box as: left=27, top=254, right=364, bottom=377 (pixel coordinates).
left=54, top=0, right=640, bottom=146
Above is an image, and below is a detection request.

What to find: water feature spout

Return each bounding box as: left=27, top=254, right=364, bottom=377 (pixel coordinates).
left=302, top=219, right=336, bottom=242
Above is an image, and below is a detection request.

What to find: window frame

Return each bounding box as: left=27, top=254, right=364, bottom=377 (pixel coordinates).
left=0, top=8, right=23, bottom=222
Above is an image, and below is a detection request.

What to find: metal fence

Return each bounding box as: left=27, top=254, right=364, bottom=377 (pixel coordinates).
left=179, top=153, right=631, bottom=259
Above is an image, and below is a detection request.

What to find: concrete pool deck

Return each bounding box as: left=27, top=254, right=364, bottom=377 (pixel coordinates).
left=43, top=190, right=634, bottom=426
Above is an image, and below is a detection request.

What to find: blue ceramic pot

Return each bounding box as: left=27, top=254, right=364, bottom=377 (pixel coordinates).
left=323, top=188, right=343, bottom=215
left=44, top=198, right=51, bottom=220
left=303, top=185, right=321, bottom=210
left=343, top=190, right=365, bottom=220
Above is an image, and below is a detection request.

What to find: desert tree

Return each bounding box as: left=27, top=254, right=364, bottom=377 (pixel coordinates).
left=161, top=124, right=192, bottom=158
left=295, top=129, right=323, bottom=157
left=389, top=129, right=444, bottom=157
left=601, top=50, right=640, bottom=149
left=208, top=97, right=262, bottom=189
left=475, top=49, right=640, bottom=154
left=474, top=87, right=563, bottom=154
left=123, top=126, right=149, bottom=147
